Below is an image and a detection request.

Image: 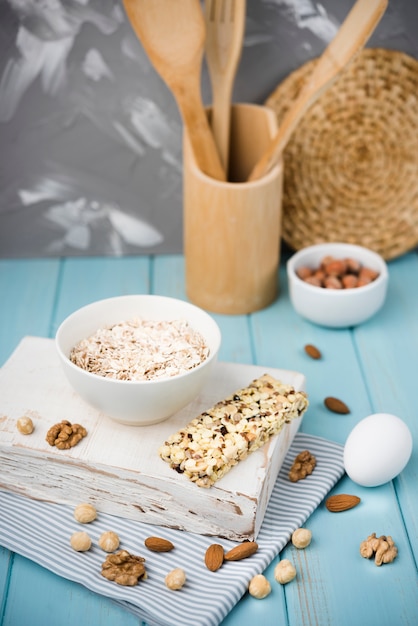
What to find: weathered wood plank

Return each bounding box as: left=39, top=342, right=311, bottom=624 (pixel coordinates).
left=1, top=252, right=417, bottom=626
left=2, top=554, right=141, bottom=626
left=354, top=252, right=418, bottom=565
left=0, top=547, right=13, bottom=618
left=0, top=258, right=60, bottom=364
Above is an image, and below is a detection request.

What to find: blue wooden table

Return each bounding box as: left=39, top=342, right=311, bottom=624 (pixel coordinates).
left=1, top=250, right=417, bottom=626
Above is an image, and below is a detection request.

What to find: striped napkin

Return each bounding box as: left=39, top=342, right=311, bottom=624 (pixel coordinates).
left=0, top=432, right=344, bottom=626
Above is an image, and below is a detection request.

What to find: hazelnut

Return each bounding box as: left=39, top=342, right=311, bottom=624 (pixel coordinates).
left=323, top=258, right=347, bottom=276
left=324, top=276, right=343, bottom=289
left=345, top=257, right=361, bottom=273
left=320, top=255, right=335, bottom=268
left=359, top=266, right=379, bottom=282
left=291, top=528, right=312, bottom=549
left=165, top=568, right=186, bottom=590
left=342, top=274, right=358, bottom=289
left=296, top=266, right=313, bottom=280
left=70, top=531, right=92, bottom=552
left=298, top=255, right=379, bottom=290
left=304, top=275, right=323, bottom=287
left=274, top=559, right=296, bottom=584
left=16, top=416, right=34, bottom=435
left=74, top=503, right=97, bottom=524
left=99, top=531, right=120, bottom=553
left=248, top=574, right=271, bottom=599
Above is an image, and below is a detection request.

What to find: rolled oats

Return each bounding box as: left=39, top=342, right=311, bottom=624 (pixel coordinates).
left=159, top=374, right=309, bottom=487
left=69, top=318, right=209, bottom=381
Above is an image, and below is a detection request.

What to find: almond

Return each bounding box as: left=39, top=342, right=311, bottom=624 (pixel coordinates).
left=304, top=344, right=321, bottom=359
left=324, top=396, right=350, bottom=414
left=144, top=536, right=175, bottom=552
left=204, top=543, right=224, bottom=571
left=325, top=494, right=361, bottom=512
left=224, top=541, right=258, bottom=561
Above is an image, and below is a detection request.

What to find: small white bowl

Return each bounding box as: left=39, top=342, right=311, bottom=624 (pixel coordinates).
left=56, top=295, right=221, bottom=426
left=287, top=243, right=389, bottom=328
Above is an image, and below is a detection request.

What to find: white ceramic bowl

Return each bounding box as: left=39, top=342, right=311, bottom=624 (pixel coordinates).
left=55, top=295, right=221, bottom=426
left=287, top=243, right=389, bottom=328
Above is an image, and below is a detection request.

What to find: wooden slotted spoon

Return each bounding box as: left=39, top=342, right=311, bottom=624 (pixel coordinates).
left=248, top=0, right=388, bottom=182
left=123, top=0, right=226, bottom=181
left=205, top=0, right=246, bottom=175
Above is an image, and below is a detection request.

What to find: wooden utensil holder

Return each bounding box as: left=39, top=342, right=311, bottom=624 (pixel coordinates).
left=183, top=103, right=283, bottom=314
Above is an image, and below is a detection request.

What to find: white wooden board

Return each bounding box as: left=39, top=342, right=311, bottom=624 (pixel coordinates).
left=0, top=337, right=305, bottom=540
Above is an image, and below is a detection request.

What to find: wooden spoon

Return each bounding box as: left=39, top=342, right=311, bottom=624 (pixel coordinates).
left=248, top=0, right=388, bottom=182
left=205, top=0, right=246, bottom=174
left=123, top=0, right=226, bottom=181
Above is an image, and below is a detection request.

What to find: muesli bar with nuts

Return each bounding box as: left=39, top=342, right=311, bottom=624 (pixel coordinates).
left=158, top=374, right=309, bottom=487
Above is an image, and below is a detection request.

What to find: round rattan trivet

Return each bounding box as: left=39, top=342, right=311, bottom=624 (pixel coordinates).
left=266, top=48, right=418, bottom=260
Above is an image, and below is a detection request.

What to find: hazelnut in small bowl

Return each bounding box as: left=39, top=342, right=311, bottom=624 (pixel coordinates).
left=287, top=243, right=389, bottom=328
left=55, top=295, right=221, bottom=426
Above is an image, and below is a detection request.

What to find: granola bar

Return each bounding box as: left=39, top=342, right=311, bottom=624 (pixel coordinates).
left=158, top=374, right=309, bottom=487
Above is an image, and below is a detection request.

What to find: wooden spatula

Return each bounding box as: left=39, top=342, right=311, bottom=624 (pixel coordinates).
left=205, top=0, right=246, bottom=175
left=123, top=0, right=226, bottom=181
left=248, top=0, right=388, bottom=182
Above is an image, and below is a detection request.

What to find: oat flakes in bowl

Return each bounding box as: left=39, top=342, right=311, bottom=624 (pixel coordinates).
left=56, top=295, right=221, bottom=426
left=69, top=317, right=209, bottom=382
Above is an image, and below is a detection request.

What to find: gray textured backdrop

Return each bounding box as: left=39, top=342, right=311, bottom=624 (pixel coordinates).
left=0, top=0, right=417, bottom=257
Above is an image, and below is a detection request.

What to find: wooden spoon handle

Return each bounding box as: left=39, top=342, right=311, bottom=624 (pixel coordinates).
left=248, top=0, right=388, bottom=182
left=205, top=0, right=246, bottom=173
left=211, top=79, right=235, bottom=174
left=178, top=88, right=226, bottom=181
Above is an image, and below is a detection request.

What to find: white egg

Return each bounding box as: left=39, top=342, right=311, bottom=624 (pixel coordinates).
left=343, top=413, right=413, bottom=487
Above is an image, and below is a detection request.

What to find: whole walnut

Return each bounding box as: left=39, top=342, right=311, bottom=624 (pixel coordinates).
left=101, top=550, right=146, bottom=586
left=288, top=450, right=316, bottom=482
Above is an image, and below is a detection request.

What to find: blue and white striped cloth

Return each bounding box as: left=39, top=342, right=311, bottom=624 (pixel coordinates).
left=0, top=433, right=344, bottom=626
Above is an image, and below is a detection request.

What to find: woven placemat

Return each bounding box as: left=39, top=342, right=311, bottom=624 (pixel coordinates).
left=266, top=48, right=418, bottom=260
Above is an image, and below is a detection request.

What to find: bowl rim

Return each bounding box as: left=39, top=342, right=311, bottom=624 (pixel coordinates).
left=55, top=294, right=222, bottom=387
left=287, top=242, right=389, bottom=296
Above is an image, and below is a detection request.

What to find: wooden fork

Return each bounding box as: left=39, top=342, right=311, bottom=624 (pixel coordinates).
left=205, top=0, right=246, bottom=175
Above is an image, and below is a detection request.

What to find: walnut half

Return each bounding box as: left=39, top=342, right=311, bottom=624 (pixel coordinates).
left=46, top=420, right=87, bottom=449
left=101, top=550, right=147, bottom=586
left=360, top=533, right=398, bottom=566
left=288, top=450, right=316, bottom=482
